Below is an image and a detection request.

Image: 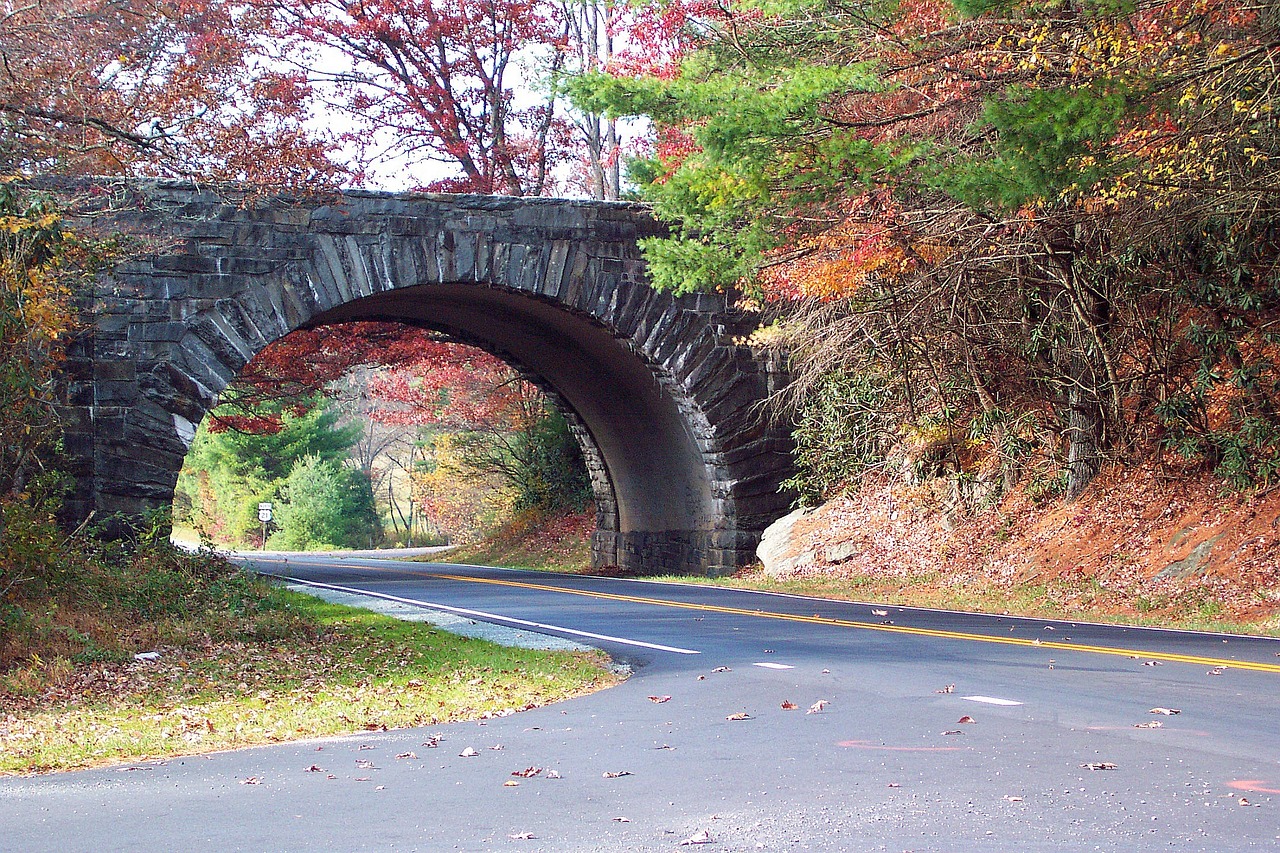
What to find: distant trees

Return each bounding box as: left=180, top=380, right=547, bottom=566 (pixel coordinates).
left=574, top=0, right=1280, bottom=500
left=178, top=323, right=591, bottom=548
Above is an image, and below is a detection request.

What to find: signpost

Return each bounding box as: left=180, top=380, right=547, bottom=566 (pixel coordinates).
left=258, top=502, right=272, bottom=550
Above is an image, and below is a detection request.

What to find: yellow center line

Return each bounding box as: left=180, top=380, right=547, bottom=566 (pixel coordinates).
left=422, top=572, right=1280, bottom=675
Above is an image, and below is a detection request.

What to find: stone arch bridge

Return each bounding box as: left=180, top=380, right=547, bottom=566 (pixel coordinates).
left=54, top=180, right=793, bottom=575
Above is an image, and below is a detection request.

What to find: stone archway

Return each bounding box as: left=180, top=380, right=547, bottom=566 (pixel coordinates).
left=55, top=179, right=793, bottom=575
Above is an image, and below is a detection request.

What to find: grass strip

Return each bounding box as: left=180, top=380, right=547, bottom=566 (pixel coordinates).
left=0, top=590, right=617, bottom=774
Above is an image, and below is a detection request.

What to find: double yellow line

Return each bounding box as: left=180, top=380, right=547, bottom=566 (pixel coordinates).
left=427, top=571, right=1280, bottom=675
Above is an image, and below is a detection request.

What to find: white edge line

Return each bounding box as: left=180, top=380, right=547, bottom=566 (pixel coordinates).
left=961, top=695, right=1024, bottom=706
left=752, top=662, right=795, bottom=670
left=266, top=572, right=701, bottom=656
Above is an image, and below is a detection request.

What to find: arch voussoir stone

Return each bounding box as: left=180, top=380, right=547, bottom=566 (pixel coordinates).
left=52, top=178, right=794, bottom=575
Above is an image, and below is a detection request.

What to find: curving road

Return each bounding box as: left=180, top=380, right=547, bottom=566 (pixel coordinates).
left=4, top=554, right=1279, bottom=852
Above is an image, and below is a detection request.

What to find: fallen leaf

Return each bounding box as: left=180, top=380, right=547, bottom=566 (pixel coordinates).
left=459, top=747, right=479, bottom=758
left=654, top=744, right=676, bottom=750
left=1142, top=660, right=1163, bottom=666
left=726, top=712, right=752, bottom=721
left=872, top=609, right=888, bottom=616
left=697, top=675, right=706, bottom=680
left=509, top=832, right=536, bottom=839
left=1004, top=795, right=1024, bottom=802
left=511, top=767, right=542, bottom=778
left=941, top=730, right=963, bottom=736
left=602, top=770, right=633, bottom=778
left=680, top=829, right=714, bottom=845
left=423, top=736, right=441, bottom=748
left=1239, top=798, right=1251, bottom=806
left=305, top=765, right=323, bottom=773
left=239, top=777, right=262, bottom=785
left=1149, top=708, right=1181, bottom=715
left=503, top=780, right=520, bottom=787
left=648, top=695, right=672, bottom=704
left=957, top=715, right=976, bottom=724
left=545, top=770, right=562, bottom=779
left=1208, top=667, right=1227, bottom=676
left=612, top=816, right=631, bottom=823
left=1081, top=762, right=1117, bottom=770
left=711, top=666, right=731, bottom=673
left=358, top=744, right=375, bottom=751
left=374, top=785, right=385, bottom=791
left=355, top=759, right=376, bottom=770
left=395, top=752, right=418, bottom=760
left=781, top=701, right=799, bottom=710
left=489, top=744, right=505, bottom=751
left=763, top=649, right=775, bottom=654
left=821, top=669, right=830, bottom=674
left=887, top=783, right=900, bottom=788
left=807, top=700, right=829, bottom=714
left=936, top=684, right=955, bottom=694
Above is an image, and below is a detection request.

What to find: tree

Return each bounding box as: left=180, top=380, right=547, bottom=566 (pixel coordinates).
left=0, top=0, right=341, bottom=186
left=273, top=0, right=571, bottom=194
left=177, top=395, right=362, bottom=544
left=573, top=0, right=1280, bottom=498
left=269, top=454, right=379, bottom=550
left=0, top=182, right=78, bottom=500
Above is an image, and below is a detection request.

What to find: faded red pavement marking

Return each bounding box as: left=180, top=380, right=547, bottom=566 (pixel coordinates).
left=1228, top=780, right=1280, bottom=794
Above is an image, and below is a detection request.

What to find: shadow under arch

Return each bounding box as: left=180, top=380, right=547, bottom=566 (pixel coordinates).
left=55, top=181, right=793, bottom=575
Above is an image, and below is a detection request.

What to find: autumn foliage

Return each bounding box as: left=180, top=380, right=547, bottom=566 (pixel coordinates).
left=578, top=0, right=1280, bottom=498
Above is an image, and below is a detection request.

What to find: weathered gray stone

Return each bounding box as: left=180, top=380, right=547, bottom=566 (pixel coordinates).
left=47, top=178, right=795, bottom=575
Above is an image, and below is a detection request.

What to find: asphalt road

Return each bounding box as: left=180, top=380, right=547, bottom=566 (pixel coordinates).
left=3, top=555, right=1279, bottom=852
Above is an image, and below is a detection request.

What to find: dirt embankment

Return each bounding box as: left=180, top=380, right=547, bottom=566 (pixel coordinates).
left=764, top=466, right=1280, bottom=626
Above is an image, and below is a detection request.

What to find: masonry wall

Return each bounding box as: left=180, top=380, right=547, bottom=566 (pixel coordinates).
left=52, top=179, right=794, bottom=575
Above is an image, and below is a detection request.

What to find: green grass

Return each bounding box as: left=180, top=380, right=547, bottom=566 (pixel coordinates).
left=1, top=591, right=617, bottom=774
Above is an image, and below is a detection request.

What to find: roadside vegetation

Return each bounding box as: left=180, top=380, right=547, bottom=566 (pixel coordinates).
left=427, top=507, right=595, bottom=574
left=0, top=526, right=615, bottom=774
